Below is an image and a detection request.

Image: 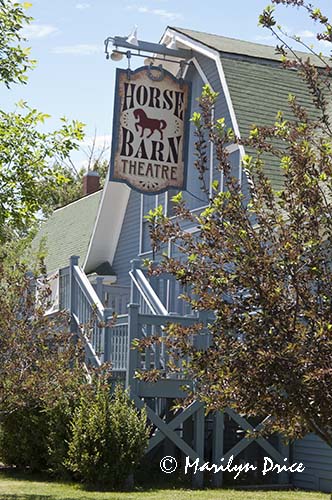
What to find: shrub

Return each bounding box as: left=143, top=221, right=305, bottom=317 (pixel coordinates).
left=0, top=397, right=77, bottom=476
left=0, top=406, right=49, bottom=471
left=46, top=397, right=77, bottom=477
left=66, top=383, right=149, bottom=488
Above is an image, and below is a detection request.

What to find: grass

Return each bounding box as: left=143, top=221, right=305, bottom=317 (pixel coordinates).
left=0, top=471, right=330, bottom=500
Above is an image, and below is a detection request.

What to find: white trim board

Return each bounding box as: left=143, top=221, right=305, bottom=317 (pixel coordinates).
left=182, top=57, right=212, bottom=89
left=161, top=28, right=246, bottom=186
left=84, top=177, right=130, bottom=273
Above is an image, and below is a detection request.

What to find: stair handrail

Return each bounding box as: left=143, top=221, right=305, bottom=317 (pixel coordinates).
left=69, top=256, right=107, bottom=368
left=129, top=260, right=168, bottom=316
left=68, top=256, right=130, bottom=371
left=72, top=264, right=105, bottom=321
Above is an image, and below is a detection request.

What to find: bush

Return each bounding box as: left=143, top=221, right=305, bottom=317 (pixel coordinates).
left=46, top=397, right=77, bottom=477
left=0, top=406, right=49, bottom=471
left=66, top=383, right=149, bottom=488
left=0, top=398, right=76, bottom=476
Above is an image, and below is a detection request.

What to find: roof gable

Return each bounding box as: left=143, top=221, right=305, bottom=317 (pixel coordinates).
left=33, top=190, right=102, bottom=273
left=168, top=26, right=325, bottom=190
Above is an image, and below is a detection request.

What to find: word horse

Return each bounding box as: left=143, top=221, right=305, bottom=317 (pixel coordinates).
left=133, top=109, right=167, bottom=140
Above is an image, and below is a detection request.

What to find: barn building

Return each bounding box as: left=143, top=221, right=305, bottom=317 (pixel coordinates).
left=34, top=27, right=332, bottom=492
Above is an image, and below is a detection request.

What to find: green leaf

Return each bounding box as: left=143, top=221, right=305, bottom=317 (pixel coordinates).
left=190, top=111, right=201, bottom=127
left=171, top=191, right=183, bottom=203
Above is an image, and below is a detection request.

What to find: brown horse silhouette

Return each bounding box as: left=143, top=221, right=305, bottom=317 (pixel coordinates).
left=133, top=108, right=167, bottom=140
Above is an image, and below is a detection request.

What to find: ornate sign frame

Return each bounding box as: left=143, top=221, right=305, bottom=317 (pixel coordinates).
left=109, top=65, right=191, bottom=195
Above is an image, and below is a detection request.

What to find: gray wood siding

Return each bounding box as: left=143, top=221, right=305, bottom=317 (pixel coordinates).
left=112, top=190, right=140, bottom=287
left=292, top=434, right=332, bottom=492
left=183, top=61, right=209, bottom=210
left=141, top=194, right=154, bottom=254
left=195, top=52, right=233, bottom=130
left=229, top=149, right=241, bottom=183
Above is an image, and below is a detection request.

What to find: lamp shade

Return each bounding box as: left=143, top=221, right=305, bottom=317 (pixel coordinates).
left=111, top=50, right=124, bottom=61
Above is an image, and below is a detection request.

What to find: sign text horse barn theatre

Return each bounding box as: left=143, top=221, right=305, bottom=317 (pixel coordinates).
left=110, top=66, right=191, bottom=194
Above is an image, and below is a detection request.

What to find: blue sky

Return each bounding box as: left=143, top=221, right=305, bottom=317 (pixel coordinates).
left=2, top=0, right=332, bottom=169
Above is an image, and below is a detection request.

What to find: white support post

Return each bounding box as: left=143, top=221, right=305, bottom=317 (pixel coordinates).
left=69, top=255, right=79, bottom=334
left=102, top=306, right=113, bottom=364
left=126, top=302, right=140, bottom=395
left=96, top=276, right=104, bottom=302
left=192, top=405, right=205, bottom=488
left=130, top=259, right=141, bottom=304
left=212, top=411, right=224, bottom=487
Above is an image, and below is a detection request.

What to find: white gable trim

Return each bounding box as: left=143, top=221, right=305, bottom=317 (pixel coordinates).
left=162, top=28, right=246, bottom=185
left=84, top=179, right=130, bottom=273
left=183, top=57, right=212, bottom=89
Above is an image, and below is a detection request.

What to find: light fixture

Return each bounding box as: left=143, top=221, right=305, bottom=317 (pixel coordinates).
left=144, top=57, right=154, bottom=66
left=104, top=32, right=192, bottom=71
left=126, top=25, right=139, bottom=46
left=104, top=32, right=192, bottom=63
left=110, top=50, right=124, bottom=61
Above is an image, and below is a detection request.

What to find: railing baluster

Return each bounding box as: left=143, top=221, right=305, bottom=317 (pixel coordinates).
left=69, top=256, right=79, bottom=334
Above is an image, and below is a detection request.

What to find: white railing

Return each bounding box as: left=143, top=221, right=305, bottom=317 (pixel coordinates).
left=59, top=257, right=202, bottom=379
left=106, top=316, right=128, bottom=372
left=129, top=260, right=193, bottom=316
left=59, top=256, right=129, bottom=373
left=101, top=284, right=130, bottom=314
left=59, top=266, right=70, bottom=310
left=129, top=262, right=168, bottom=315
left=127, top=260, right=212, bottom=382
left=153, top=274, right=193, bottom=316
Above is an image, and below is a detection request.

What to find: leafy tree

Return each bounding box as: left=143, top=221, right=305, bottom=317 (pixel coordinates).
left=0, top=239, right=114, bottom=474
left=0, top=238, right=91, bottom=476
left=0, top=104, right=84, bottom=241
left=144, top=2, right=332, bottom=447
left=0, top=243, right=86, bottom=418
left=0, top=0, right=35, bottom=87
left=0, top=1, right=84, bottom=242
left=0, top=2, right=96, bottom=474
left=0, top=386, right=83, bottom=475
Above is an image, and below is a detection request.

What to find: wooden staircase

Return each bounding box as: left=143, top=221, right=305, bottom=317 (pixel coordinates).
left=58, top=255, right=290, bottom=488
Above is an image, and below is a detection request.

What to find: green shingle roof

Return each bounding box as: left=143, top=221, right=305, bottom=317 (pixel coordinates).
left=33, top=191, right=102, bottom=273
left=171, top=27, right=323, bottom=190
left=221, top=57, right=318, bottom=190
left=171, top=27, right=327, bottom=67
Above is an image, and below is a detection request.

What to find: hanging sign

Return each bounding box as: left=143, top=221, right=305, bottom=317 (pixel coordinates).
left=109, top=66, right=191, bottom=194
